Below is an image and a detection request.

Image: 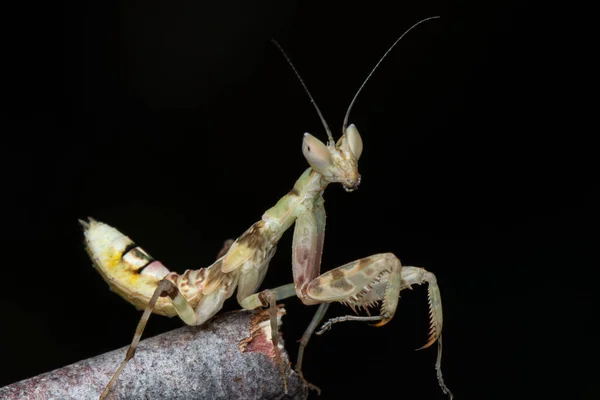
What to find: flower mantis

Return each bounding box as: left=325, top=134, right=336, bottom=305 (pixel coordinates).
left=81, top=16, right=453, bottom=399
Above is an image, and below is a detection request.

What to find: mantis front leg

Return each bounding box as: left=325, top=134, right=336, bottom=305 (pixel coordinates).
left=308, top=259, right=452, bottom=399
left=243, top=197, right=453, bottom=398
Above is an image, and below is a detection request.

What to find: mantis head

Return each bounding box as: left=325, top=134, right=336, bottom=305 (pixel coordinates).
left=302, top=124, right=362, bottom=192
left=273, top=16, right=439, bottom=193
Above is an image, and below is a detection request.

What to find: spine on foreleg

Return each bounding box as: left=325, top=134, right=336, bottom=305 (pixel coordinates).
left=418, top=271, right=444, bottom=350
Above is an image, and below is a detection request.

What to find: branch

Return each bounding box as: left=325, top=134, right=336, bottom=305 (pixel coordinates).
left=0, top=307, right=308, bottom=400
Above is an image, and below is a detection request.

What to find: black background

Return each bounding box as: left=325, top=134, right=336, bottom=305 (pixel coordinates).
left=1, top=1, right=596, bottom=399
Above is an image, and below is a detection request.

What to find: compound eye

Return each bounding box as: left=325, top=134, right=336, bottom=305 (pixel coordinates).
left=345, top=124, right=363, bottom=160
left=302, top=133, right=332, bottom=174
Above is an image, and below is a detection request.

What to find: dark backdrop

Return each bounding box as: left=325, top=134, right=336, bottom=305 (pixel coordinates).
left=1, top=1, right=595, bottom=399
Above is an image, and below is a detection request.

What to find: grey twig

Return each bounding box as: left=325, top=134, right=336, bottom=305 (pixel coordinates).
left=0, top=307, right=308, bottom=400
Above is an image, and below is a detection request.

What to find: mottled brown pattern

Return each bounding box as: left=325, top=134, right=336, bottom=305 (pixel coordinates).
left=308, top=280, right=324, bottom=295
left=331, top=278, right=353, bottom=291
left=203, top=260, right=226, bottom=293
left=257, top=291, right=271, bottom=307
left=288, top=188, right=300, bottom=197
left=178, top=269, right=192, bottom=291
left=295, top=247, right=309, bottom=264
left=330, top=268, right=345, bottom=281
left=352, top=258, right=378, bottom=276
left=236, top=221, right=267, bottom=250
left=193, top=268, right=209, bottom=290
left=160, top=282, right=179, bottom=299
left=354, top=258, right=370, bottom=272
left=165, top=272, right=179, bottom=284
left=220, top=270, right=238, bottom=296
left=239, top=305, right=286, bottom=357
left=207, top=260, right=223, bottom=279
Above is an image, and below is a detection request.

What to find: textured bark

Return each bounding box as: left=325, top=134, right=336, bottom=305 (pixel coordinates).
left=0, top=307, right=308, bottom=400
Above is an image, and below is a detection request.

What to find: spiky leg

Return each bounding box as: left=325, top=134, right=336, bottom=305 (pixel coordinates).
left=239, top=283, right=297, bottom=310
left=310, top=264, right=452, bottom=399
left=240, top=283, right=299, bottom=394
left=435, top=335, right=453, bottom=399
left=100, top=278, right=196, bottom=400
left=262, top=290, right=288, bottom=394
left=401, top=267, right=452, bottom=399
left=99, top=238, right=236, bottom=400
left=315, top=314, right=386, bottom=335
left=303, top=253, right=403, bottom=320
left=241, top=285, right=327, bottom=393
left=295, top=303, right=329, bottom=394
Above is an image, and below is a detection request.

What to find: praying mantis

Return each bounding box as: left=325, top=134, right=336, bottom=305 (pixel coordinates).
left=80, top=16, right=453, bottom=399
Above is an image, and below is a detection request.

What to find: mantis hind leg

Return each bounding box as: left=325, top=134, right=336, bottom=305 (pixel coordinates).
left=100, top=277, right=197, bottom=400
left=295, top=303, right=329, bottom=394
left=239, top=283, right=299, bottom=394
left=101, top=238, right=235, bottom=400
left=261, top=289, right=288, bottom=394
left=240, top=284, right=328, bottom=394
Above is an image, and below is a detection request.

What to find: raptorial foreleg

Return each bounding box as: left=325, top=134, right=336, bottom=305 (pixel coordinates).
left=400, top=266, right=453, bottom=399
left=310, top=263, right=452, bottom=399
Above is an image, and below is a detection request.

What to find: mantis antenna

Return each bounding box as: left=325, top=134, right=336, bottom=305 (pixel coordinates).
left=342, top=16, right=440, bottom=135
left=271, top=39, right=335, bottom=145
left=273, top=15, right=440, bottom=144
